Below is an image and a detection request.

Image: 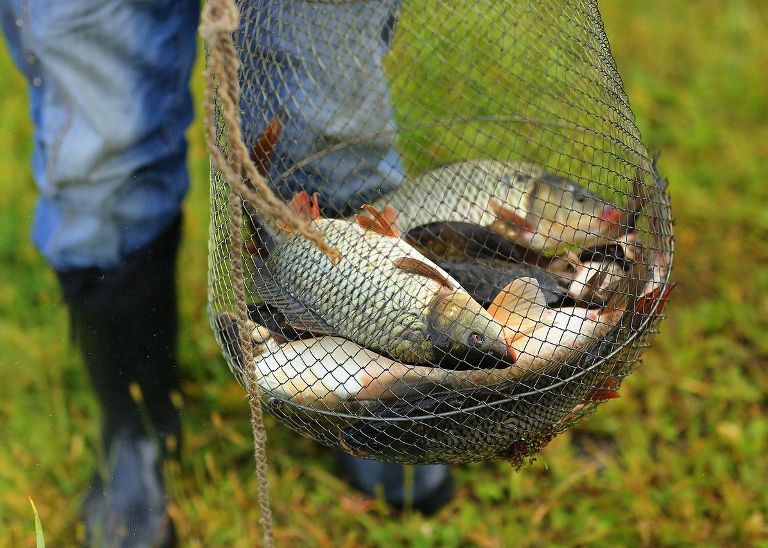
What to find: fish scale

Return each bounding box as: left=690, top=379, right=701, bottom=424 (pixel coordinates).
left=363, top=159, right=541, bottom=231
left=254, top=216, right=513, bottom=366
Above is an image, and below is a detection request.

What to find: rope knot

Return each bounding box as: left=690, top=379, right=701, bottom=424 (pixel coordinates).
left=200, top=0, right=239, bottom=40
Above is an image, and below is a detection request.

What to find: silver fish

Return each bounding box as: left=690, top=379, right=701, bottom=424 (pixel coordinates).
left=252, top=194, right=517, bottom=368
left=357, top=159, right=622, bottom=255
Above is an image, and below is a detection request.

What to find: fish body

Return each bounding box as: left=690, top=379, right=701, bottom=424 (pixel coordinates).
left=253, top=200, right=515, bottom=368
left=357, top=159, right=622, bottom=255
left=365, top=159, right=543, bottom=230
left=253, top=337, right=453, bottom=409
left=404, top=221, right=530, bottom=263
left=485, top=277, right=627, bottom=379
left=435, top=258, right=566, bottom=308
left=217, top=313, right=456, bottom=409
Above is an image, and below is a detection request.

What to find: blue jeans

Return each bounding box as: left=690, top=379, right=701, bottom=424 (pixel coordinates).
left=1, top=0, right=403, bottom=270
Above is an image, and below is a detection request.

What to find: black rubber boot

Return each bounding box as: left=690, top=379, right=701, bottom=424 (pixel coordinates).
left=57, top=219, right=183, bottom=548
left=336, top=453, right=454, bottom=515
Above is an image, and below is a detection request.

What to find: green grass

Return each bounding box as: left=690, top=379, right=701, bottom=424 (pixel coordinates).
left=2, top=1, right=768, bottom=545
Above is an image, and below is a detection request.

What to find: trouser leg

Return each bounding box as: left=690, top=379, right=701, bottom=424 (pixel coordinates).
left=239, top=0, right=406, bottom=216
left=2, top=1, right=198, bottom=545
left=57, top=219, right=183, bottom=547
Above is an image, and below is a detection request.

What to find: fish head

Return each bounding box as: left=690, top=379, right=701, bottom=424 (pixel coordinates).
left=529, top=178, right=623, bottom=248
left=427, top=289, right=517, bottom=367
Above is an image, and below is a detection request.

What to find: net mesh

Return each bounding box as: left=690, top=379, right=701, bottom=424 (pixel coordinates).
left=208, top=0, right=674, bottom=465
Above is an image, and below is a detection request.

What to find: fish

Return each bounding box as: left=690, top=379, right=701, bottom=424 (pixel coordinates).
left=406, top=276, right=631, bottom=389
left=251, top=193, right=517, bottom=369
left=357, top=159, right=623, bottom=255
left=485, top=277, right=630, bottom=379
left=433, top=257, right=566, bottom=308
left=335, top=280, right=652, bottom=463
left=403, top=221, right=531, bottom=263
left=216, top=312, right=456, bottom=409
left=566, top=233, right=642, bottom=305
left=216, top=309, right=583, bottom=460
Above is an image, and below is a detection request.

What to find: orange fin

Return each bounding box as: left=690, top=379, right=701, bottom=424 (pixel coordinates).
left=489, top=198, right=534, bottom=232
left=586, top=389, right=621, bottom=402
left=635, top=282, right=676, bottom=316
left=381, top=204, right=399, bottom=232
left=289, top=191, right=321, bottom=222
left=583, top=376, right=621, bottom=403
left=393, top=257, right=454, bottom=288
left=250, top=114, right=285, bottom=178
left=356, top=204, right=400, bottom=238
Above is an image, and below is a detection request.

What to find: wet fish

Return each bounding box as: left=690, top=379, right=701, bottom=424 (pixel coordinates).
left=251, top=193, right=517, bottom=369
left=434, top=257, right=566, bottom=308
left=359, top=159, right=622, bottom=255
left=336, top=299, right=639, bottom=463
left=484, top=277, right=629, bottom=379
left=216, top=312, right=456, bottom=409
left=403, top=221, right=530, bottom=263
left=399, top=276, right=631, bottom=390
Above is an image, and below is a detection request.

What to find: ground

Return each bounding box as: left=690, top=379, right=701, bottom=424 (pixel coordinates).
left=1, top=1, right=767, bottom=546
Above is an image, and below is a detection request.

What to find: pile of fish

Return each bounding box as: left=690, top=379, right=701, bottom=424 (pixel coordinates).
left=216, top=121, right=673, bottom=421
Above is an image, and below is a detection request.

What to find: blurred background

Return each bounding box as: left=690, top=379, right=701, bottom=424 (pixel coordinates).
left=1, top=0, right=766, bottom=545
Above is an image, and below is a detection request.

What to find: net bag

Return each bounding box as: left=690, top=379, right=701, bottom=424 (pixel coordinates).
left=207, top=0, right=674, bottom=465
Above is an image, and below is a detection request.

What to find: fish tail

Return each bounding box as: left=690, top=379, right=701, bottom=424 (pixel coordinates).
left=635, top=281, right=676, bottom=317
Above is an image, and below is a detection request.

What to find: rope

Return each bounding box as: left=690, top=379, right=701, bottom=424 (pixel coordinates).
left=226, top=190, right=274, bottom=547
left=199, top=0, right=343, bottom=544
left=199, top=0, right=341, bottom=264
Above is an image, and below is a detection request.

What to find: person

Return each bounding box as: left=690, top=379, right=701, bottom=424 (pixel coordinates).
left=0, top=1, right=452, bottom=545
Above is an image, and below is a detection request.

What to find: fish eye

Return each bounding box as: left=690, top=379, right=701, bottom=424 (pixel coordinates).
left=468, top=332, right=485, bottom=347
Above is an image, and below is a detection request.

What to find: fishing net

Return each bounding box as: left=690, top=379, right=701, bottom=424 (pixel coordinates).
left=206, top=0, right=674, bottom=466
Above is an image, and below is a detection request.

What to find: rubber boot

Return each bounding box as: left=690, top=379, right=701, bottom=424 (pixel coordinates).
left=57, top=219, right=183, bottom=548
left=336, top=453, right=454, bottom=515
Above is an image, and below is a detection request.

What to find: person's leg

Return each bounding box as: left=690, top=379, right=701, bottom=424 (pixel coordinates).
left=238, top=0, right=453, bottom=513
left=1, top=0, right=198, bottom=544
left=238, top=0, right=407, bottom=217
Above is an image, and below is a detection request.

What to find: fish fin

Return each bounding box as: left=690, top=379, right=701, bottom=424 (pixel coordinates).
left=489, top=277, right=547, bottom=326
left=381, top=204, right=400, bottom=233
left=288, top=191, right=321, bottom=222
left=250, top=114, right=284, bottom=177
left=393, top=257, right=454, bottom=288
left=251, top=271, right=335, bottom=335
left=489, top=198, right=534, bottom=232
left=586, top=389, right=621, bottom=402
left=636, top=282, right=676, bottom=316
left=356, top=204, right=400, bottom=238
left=584, top=266, right=613, bottom=301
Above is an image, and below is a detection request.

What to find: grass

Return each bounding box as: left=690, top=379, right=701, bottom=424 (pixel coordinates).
left=1, top=0, right=767, bottom=545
